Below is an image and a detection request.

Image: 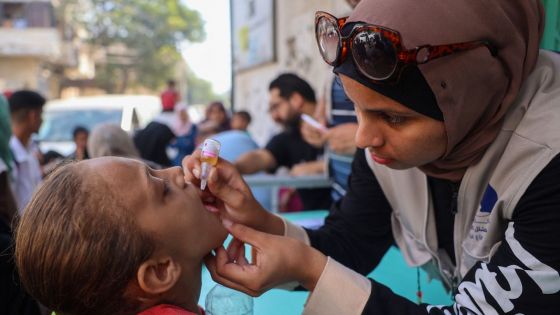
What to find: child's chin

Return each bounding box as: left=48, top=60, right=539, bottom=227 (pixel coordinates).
left=208, top=226, right=229, bottom=249
left=217, top=228, right=229, bottom=244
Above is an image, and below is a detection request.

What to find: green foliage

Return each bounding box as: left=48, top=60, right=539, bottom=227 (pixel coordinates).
left=59, top=0, right=206, bottom=92
left=185, top=67, right=226, bottom=105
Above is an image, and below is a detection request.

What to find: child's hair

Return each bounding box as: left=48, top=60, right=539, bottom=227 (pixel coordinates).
left=15, top=162, right=156, bottom=315
left=233, top=110, right=252, bottom=125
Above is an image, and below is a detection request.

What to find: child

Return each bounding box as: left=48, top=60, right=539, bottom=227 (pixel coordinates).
left=230, top=111, right=252, bottom=132
left=15, top=157, right=228, bottom=315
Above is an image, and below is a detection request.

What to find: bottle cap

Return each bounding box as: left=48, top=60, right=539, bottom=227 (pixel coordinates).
left=202, top=139, right=221, bottom=158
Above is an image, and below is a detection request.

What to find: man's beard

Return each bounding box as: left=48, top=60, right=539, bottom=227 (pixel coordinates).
left=283, top=114, right=301, bottom=130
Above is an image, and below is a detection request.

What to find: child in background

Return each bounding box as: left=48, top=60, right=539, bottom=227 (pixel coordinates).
left=230, top=111, right=252, bottom=132
left=169, top=104, right=198, bottom=166
left=15, top=157, right=228, bottom=315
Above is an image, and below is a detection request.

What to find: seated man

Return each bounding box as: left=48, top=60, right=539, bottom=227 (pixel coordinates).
left=15, top=157, right=228, bottom=315
left=235, top=73, right=331, bottom=211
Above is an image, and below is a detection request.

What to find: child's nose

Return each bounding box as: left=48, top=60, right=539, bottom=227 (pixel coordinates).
left=167, top=166, right=186, bottom=188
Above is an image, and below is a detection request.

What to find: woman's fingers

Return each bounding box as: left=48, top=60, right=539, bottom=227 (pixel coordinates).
left=206, top=222, right=327, bottom=295
left=182, top=151, right=202, bottom=183
left=212, top=246, right=264, bottom=295
left=222, top=221, right=264, bottom=250
left=237, top=243, right=250, bottom=266
left=207, top=168, right=249, bottom=210
left=212, top=244, right=272, bottom=294
left=204, top=251, right=261, bottom=297
left=225, top=237, right=249, bottom=265
left=225, top=238, right=241, bottom=262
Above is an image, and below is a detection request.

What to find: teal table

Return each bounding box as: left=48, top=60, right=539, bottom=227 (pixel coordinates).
left=198, top=211, right=453, bottom=314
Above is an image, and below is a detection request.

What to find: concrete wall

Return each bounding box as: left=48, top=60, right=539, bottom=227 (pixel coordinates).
left=0, top=28, right=61, bottom=58
left=0, top=27, right=62, bottom=98
left=0, top=56, right=42, bottom=90
left=233, top=0, right=352, bottom=146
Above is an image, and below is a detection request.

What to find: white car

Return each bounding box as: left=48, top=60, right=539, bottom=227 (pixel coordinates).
left=37, top=94, right=162, bottom=156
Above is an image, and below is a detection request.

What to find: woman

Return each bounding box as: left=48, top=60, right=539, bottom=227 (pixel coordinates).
left=168, top=103, right=198, bottom=166
left=196, top=101, right=230, bottom=142
left=184, top=0, right=560, bottom=314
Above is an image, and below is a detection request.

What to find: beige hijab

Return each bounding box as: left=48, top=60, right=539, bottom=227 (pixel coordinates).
left=349, top=0, right=544, bottom=181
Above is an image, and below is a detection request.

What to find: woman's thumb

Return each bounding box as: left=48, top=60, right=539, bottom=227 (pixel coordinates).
left=208, top=169, right=247, bottom=209
left=222, top=219, right=263, bottom=247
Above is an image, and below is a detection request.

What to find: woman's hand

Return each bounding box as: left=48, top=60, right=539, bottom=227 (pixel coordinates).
left=182, top=151, right=284, bottom=235
left=205, top=220, right=328, bottom=296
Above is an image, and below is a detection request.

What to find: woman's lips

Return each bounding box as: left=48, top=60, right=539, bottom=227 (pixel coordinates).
left=370, top=153, right=394, bottom=165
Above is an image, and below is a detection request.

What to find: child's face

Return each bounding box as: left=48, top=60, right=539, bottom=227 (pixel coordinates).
left=231, top=115, right=248, bottom=131
left=74, top=131, right=88, bottom=150
left=82, top=157, right=228, bottom=262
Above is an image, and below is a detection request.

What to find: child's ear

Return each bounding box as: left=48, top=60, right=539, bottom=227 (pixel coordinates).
left=137, top=257, right=181, bottom=295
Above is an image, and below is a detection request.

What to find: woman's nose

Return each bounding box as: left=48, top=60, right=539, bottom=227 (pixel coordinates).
left=355, top=119, right=384, bottom=149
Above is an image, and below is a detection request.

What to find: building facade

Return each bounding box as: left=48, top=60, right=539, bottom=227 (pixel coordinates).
left=0, top=0, right=95, bottom=98
left=0, top=0, right=63, bottom=97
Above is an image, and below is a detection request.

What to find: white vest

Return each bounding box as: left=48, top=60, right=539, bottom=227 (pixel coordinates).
left=365, top=50, right=560, bottom=290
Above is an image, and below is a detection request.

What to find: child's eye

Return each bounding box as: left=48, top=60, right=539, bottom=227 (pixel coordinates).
left=163, top=180, right=171, bottom=196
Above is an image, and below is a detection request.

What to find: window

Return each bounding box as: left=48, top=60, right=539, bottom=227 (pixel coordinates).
left=0, top=2, right=55, bottom=28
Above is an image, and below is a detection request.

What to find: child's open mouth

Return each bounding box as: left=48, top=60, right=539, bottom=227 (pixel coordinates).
left=201, top=195, right=220, bottom=213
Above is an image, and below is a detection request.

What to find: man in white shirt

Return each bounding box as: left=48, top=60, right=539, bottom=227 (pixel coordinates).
left=8, top=90, right=45, bottom=213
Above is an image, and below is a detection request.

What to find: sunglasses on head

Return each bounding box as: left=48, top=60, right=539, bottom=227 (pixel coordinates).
left=315, top=11, right=497, bottom=84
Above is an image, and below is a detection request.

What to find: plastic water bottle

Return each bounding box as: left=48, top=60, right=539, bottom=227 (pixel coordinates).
left=205, top=284, right=254, bottom=315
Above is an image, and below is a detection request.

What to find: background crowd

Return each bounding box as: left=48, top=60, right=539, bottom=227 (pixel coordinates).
left=0, top=64, right=356, bottom=313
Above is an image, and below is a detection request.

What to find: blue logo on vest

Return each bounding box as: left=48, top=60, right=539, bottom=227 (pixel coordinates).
left=480, top=184, right=498, bottom=213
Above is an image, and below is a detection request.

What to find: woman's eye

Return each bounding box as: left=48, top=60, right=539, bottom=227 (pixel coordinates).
left=381, top=113, right=405, bottom=125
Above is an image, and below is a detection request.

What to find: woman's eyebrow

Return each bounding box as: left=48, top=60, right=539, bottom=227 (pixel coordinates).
left=369, top=108, right=414, bottom=116
left=353, top=99, right=413, bottom=116
left=357, top=103, right=413, bottom=116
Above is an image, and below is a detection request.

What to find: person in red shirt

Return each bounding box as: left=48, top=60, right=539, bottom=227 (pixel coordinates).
left=161, top=80, right=180, bottom=112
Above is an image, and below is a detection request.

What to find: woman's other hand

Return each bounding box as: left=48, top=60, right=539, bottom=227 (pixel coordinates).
left=182, top=151, right=284, bottom=235
left=205, top=220, right=328, bottom=296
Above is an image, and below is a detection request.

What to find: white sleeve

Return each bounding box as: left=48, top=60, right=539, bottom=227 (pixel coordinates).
left=303, top=258, right=371, bottom=315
